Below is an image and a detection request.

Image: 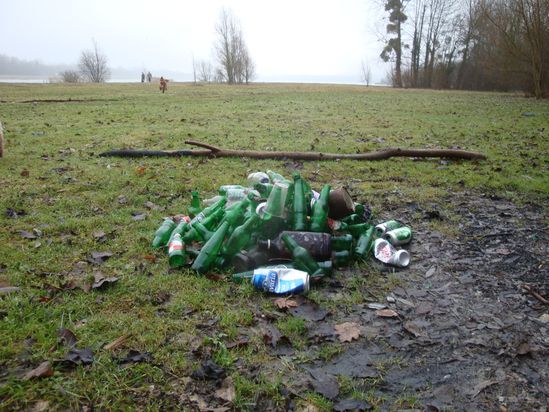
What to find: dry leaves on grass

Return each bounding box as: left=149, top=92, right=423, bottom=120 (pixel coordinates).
left=215, top=377, right=236, bottom=403
left=24, top=361, right=53, bottom=380
left=376, top=309, right=399, bottom=318
left=273, top=297, right=299, bottom=309
left=334, top=322, right=361, bottom=343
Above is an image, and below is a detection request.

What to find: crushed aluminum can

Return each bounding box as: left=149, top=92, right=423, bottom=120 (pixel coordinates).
left=373, top=238, right=410, bottom=267
left=384, top=226, right=412, bottom=246
left=375, top=220, right=403, bottom=237
left=252, top=266, right=309, bottom=294
left=247, top=172, right=270, bottom=185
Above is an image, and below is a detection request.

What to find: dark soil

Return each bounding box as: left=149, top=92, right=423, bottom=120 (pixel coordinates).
left=222, top=192, right=548, bottom=411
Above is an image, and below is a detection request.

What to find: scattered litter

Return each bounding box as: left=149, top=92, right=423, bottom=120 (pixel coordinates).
left=150, top=170, right=413, bottom=293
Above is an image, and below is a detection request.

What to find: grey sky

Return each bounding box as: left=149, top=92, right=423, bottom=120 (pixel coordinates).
left=1, top=0, right=388, bottom=82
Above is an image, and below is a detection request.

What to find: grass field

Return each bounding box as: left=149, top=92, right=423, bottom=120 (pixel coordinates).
left=0, top=82, right=548, bottom=410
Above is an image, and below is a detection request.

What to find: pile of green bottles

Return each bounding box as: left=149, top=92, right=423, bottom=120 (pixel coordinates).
left=151, top=170, right=403, bottom=280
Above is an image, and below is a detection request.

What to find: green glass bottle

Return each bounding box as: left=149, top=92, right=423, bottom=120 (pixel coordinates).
left=168, top=216, right=191, bottom=244
left=190, top=196, right=227, bottom=225
left=341, top=213, right=364, bottom=225
left=188, top=191, right=202, bottom=218
left=332, top=250, right=351, bottom=267
left=281, top=232, right=323, bottom=277
left=348, top=222, right=371, bottom=238
left=152, top=218, right=176, bottom=248
left=354, top=226, right=375, bottom=260
left=223, top=214, right=261, bottom=257
left=292, top=173, right=308, bottom=231
left=191, top=221, right=230, bottom=274
left=254, top=182, right=274, bottom=198
left=183, top=208, right=225, bottom=243
left=310, top=184, right=331, bottom=232
left=168, top=233, right=186, bottom=267
left=220, top=198, right=249, bottom=229
left=331, top=234, right=353, bottom=251
left=266, top=170, right=290, bottom=185
left=327, top=218, right=349, bottom=232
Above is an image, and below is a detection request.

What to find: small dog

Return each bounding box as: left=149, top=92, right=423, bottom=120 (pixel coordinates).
left=0, top=121, right=4, bottom=158
left=159, top=77, right=168, bottom=93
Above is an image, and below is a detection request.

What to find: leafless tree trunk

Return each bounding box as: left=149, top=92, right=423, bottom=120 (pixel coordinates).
left=199, top=60, right=214, bottom=82
left=214, top=8, right=254, bottom=84
left=481, top=0, right=548, bottom=98
left=78, top=40, right=110, bottom=83
left=360, top=60, right=372, bottom=85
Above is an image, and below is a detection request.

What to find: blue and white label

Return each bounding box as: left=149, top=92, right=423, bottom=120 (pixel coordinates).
left=252, top=267, right=309, bottom=295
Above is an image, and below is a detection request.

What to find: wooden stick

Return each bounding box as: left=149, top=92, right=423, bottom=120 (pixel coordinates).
left=522, top=284, right=548, bottom=305
left=99, top=140, right=487, bottom=161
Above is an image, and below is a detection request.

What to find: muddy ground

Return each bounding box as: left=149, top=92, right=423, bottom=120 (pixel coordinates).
left=181, top=191, right=548, bottom=411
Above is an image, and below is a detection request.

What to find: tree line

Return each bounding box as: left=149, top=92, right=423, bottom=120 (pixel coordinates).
left=380, top=0, right=549, bottom=98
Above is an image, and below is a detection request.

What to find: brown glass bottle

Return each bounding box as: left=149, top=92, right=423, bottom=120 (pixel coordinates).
left=257, top=231, right=332, bottom=260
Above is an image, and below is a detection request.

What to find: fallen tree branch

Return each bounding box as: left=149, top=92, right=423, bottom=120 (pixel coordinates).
left=99, top=140, right=487, bottom=161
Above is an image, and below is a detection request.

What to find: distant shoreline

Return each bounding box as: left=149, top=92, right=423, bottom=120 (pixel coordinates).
left=0, top=74, right=386, bottom=86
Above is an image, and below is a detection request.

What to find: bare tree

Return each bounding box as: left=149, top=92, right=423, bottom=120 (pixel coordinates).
left=214, top=8, right=255, bottom=84
left=198, top=60, right=214, bottom=82
left=59, top=70, right=81, bottom=83
left=360, top=60, right=372, bottom=85
left=79, top=40, right=110, bottom=83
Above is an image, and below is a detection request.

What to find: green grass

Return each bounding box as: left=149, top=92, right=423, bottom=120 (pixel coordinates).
left=0, top=82, right=548, bottom=410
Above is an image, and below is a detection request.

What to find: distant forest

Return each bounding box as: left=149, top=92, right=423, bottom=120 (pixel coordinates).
left=0, top=54, right=71, bottom=76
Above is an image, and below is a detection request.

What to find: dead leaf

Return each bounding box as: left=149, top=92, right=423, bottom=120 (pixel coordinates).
left=376, top=309, right=399, bottom=318
left=471, top=378, right=500, bottom=398
left=21, top=169, right=30, bottom=177
left=215, top=376, right=236, bottom=403
left=92, top=231, right=106, bottom=240
left=92, top=272, right=118, bottom=289
left=135, top=166, right=146, bottom=175
left=89, top=251, right=113, bottom=265
left=334, top=322, right=361, bottom=343
left=19, top=230, right=37, bottom=239
left=24, top=361, right=53, bottom=380
left=104, top=334, right=131, bottom=350
left=117, top=349, right=153, bottom=364
left=274, top=297, right=299, bottom=309
left=30, top=400, right=50, bottom=412
left=64, top=347, right=94, bottom=366
left=403, top=321, right=425, bottom=338
left=58, top=328, right=78, bottom=347
left=495, top=248, right=512, bottom=255
left=117, top=195, right=127, bottom=204
left=143, top=255, right=157, bottom=263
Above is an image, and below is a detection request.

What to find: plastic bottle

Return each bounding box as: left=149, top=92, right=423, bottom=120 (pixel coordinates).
left=247, top=172, right=270, bottom=185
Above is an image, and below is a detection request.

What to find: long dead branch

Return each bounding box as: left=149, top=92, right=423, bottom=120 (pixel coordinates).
left=99, top=140, right=487, bottom=161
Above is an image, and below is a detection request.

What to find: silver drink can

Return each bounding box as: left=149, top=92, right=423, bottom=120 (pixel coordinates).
left=384, top=227, right=412, bottom=246
left=373, top=238, right=410, bottom=267
left=375, top=220, right=403, bottom=236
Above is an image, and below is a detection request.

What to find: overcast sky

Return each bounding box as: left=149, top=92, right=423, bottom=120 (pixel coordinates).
left=1, top=0, right=389, bottom=83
